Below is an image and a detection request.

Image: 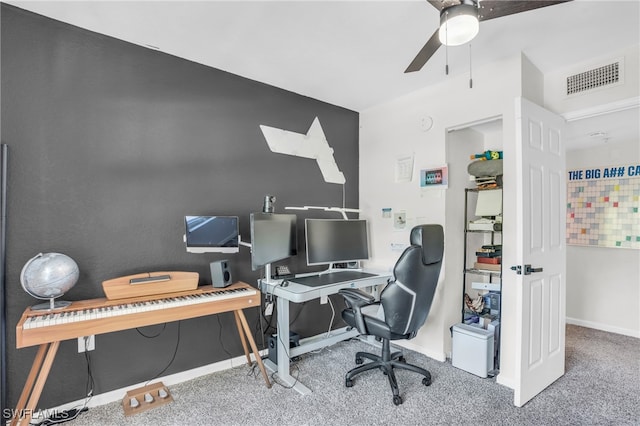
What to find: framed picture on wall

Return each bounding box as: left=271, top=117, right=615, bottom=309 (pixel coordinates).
left=420, top=165, right=448, bottom=189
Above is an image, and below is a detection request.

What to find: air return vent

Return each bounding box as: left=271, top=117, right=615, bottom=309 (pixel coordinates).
left=566, top=60, right=622, bottom=96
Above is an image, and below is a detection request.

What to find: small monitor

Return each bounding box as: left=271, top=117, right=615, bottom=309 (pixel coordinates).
left=185, top=216, right=239, bottom=253
left=250, top=213, right=297, bottom=271
left=475, top=189, right=502, bottom=217
left=305, top=219, right=369, bottom=266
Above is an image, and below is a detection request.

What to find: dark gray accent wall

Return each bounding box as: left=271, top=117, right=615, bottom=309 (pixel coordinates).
left=1, top=4, right=359, bottom=411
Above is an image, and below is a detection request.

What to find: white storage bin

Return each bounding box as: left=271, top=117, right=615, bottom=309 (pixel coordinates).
left=451, top=323, right=494, bottom=378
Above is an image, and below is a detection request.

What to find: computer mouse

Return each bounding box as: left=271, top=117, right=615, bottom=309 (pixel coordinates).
left=158, top=388, right=168, bottom=399
left=129, top=397, right=140, bottom=408
left=144, top=393, right=154, bottom=403
left=281, top=280, right=289, bottom=287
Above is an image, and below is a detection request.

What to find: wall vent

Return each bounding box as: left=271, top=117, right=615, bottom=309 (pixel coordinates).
left=566, top=59, right=623, bottom=96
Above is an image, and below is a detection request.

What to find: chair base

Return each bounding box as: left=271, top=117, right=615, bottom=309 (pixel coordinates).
left=345, top=339, right=431, bottom=405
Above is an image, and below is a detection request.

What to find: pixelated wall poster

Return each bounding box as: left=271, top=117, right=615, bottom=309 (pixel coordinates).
left=420, top=165, right=448, bottom=189
left=566, top=164, right=639, bottom=249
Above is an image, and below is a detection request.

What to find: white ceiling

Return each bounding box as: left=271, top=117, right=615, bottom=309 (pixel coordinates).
left=6, top=0, right=640, bottom=150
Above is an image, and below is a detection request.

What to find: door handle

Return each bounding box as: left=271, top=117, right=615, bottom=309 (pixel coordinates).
left=526, top=265, right=543, bottom=274
left=510, top=264, right=543, bottom=275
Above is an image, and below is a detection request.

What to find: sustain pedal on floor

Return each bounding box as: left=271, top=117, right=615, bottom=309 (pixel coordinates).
left=122, top=382, right=173, bottom=417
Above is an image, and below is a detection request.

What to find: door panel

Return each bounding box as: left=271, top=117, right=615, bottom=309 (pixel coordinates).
left=528, top=279, right=543, bottom=366
left=529, top=167, right=543, bottom=252
left=514, top=97, right=566, bottom=407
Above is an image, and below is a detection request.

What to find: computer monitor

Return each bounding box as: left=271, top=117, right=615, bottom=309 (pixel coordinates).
left=184, top=216, right=239, bottom=253
left=305, top=219, right=369, bottom=266
left=250, top=213, right=297, bottom=271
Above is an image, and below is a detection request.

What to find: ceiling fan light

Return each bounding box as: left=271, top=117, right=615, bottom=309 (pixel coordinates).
left=438, top=4, right=479, bottom=46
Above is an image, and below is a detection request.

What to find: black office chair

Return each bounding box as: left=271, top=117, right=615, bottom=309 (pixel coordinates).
left=339, top=224, right=444, bottom=405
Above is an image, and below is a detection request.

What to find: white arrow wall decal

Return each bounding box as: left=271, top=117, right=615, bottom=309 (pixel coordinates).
left=259, top=117, right=346, bottom=185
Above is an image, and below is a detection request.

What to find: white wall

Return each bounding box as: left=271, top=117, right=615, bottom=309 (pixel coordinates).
left=359, top=54, right=522, bottom=370
left=545, top=45, right=639, bottom=115
left=565, top=139, right=640, bottom=337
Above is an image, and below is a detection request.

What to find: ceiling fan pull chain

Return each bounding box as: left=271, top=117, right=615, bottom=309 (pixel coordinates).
left=444, top=10, right=449, bottom=75
left=469, top=44, right=473, bottom=89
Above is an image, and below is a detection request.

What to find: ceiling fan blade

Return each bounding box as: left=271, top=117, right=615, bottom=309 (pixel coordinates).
left=405, top=29, right=442, bottom=73
left=427, top=0, right=462, bottom=12
left=478, top=0, right=572, bottom=22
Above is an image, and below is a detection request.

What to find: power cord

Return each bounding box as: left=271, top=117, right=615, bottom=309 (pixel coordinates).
left=216, top=314, right=232, bottom=359
left=269, top=364, right=301, bottom=389
left=325, top=296, right=336, bottom=338
left=33, top=407, right=89, bottom=425
left=145, top=321, right=181, bottom=386
left=309, top=296, right=336, bottom=355
left=135, top=323, right=167, bottom=338
left=32, top=337, right=95, bottom=425
left=83, top=338, right=95, bottom=403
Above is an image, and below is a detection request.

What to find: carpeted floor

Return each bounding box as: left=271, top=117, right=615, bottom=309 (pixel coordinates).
left=60, top=325, right=639, bottom=425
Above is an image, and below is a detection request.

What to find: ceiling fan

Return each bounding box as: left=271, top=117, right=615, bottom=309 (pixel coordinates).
left=405, top=0, right=571, bottom=73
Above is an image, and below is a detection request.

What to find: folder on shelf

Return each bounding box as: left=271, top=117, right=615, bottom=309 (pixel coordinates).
left=476, top=257, right=501, bottom=265
left=473, top=262, right=501, bottom=272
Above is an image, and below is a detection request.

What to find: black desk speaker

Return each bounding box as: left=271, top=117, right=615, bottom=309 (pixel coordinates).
left=210, top=260, right=232, bottom=288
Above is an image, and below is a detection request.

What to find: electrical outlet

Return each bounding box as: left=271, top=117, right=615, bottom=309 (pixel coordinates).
left=394, top=212, right=407, bottom=229
left=265, top=302, right=274, bottom=316
left=78, top=335, right=95, bottom=353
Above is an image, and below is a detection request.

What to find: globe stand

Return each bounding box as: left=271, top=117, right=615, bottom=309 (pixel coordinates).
left=20, top=252, right=80, bottom=312
left=31, top=297, right=72, bottom=311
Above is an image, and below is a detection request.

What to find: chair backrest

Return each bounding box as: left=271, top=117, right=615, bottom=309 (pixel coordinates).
left=380, top=224, right=444, bottom=337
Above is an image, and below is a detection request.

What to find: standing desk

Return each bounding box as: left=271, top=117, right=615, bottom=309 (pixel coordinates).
left=258, top=270, right=391, bottom=395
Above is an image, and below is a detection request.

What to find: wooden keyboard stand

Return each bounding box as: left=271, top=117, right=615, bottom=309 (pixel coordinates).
left=11, top=281, right=270, bottom=426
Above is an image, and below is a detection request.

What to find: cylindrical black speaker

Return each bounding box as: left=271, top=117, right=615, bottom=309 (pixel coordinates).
left=210, top=260, right=232, bottom=288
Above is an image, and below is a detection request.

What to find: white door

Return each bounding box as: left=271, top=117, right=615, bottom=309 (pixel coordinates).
left=513, top=97, right=566, bottom=407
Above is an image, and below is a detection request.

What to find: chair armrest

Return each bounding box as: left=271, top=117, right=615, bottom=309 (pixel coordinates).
left=338, top=288, right=375, bottom=307
left=338, top=288, right=375, bottom=334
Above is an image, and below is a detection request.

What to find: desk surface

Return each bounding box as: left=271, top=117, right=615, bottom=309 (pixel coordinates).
left=289, top=270, right=377, bottom=287
left=260, top=269, right=391, bottom=303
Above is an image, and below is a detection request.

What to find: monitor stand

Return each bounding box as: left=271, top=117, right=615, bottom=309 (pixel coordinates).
left=261, top=263, right=280, bottom=285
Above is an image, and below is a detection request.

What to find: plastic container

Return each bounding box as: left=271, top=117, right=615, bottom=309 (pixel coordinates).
left=451, top=323, right=494, bottom=378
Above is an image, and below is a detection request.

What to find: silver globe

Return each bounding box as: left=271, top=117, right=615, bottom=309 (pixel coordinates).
left=20, top=252, right=79, bottom=311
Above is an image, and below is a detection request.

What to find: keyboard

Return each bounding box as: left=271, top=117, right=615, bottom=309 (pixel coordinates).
left=21, top=287, right=255, bottom=330
left=16, top=283, right=258, bottom=348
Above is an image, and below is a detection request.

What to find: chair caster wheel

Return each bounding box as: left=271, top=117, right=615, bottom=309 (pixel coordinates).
left=398, top=356, right=406, bottom=363
left=393, top=395, right=403, bottom=405
left=422, top=376, right=432, bottom=386
left=355, top=357, right=363, bottom=365
left=345, top=378, right=354, bottom=387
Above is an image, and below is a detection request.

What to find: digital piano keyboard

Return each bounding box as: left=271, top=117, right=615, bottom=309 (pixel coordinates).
left=12, top=281, right=270, bottom=426
left=16, top=282, right=258, bottom=348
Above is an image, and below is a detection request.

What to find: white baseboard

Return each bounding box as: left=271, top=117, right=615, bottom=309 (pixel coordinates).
left=40, top=349, right=268, bottom=416
left=566, top=317, right=640, bottom=338
left=393, top=340, right=447, bottom=362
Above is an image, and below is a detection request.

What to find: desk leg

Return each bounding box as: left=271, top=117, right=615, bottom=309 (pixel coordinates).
left=234, top=310, right=271, bottom=389
left=233, top=311, right=252, bottom=365
left=275, top=296, right=311, bottom=395
left=11, top=341, right=60, bottom=426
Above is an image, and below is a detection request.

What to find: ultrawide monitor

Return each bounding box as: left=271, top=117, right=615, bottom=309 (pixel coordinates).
left=305, top=219, right=369, bottom=266
left=250, top=213, right=297, bottom=271
left=185, top=216, right=239, bottom=253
